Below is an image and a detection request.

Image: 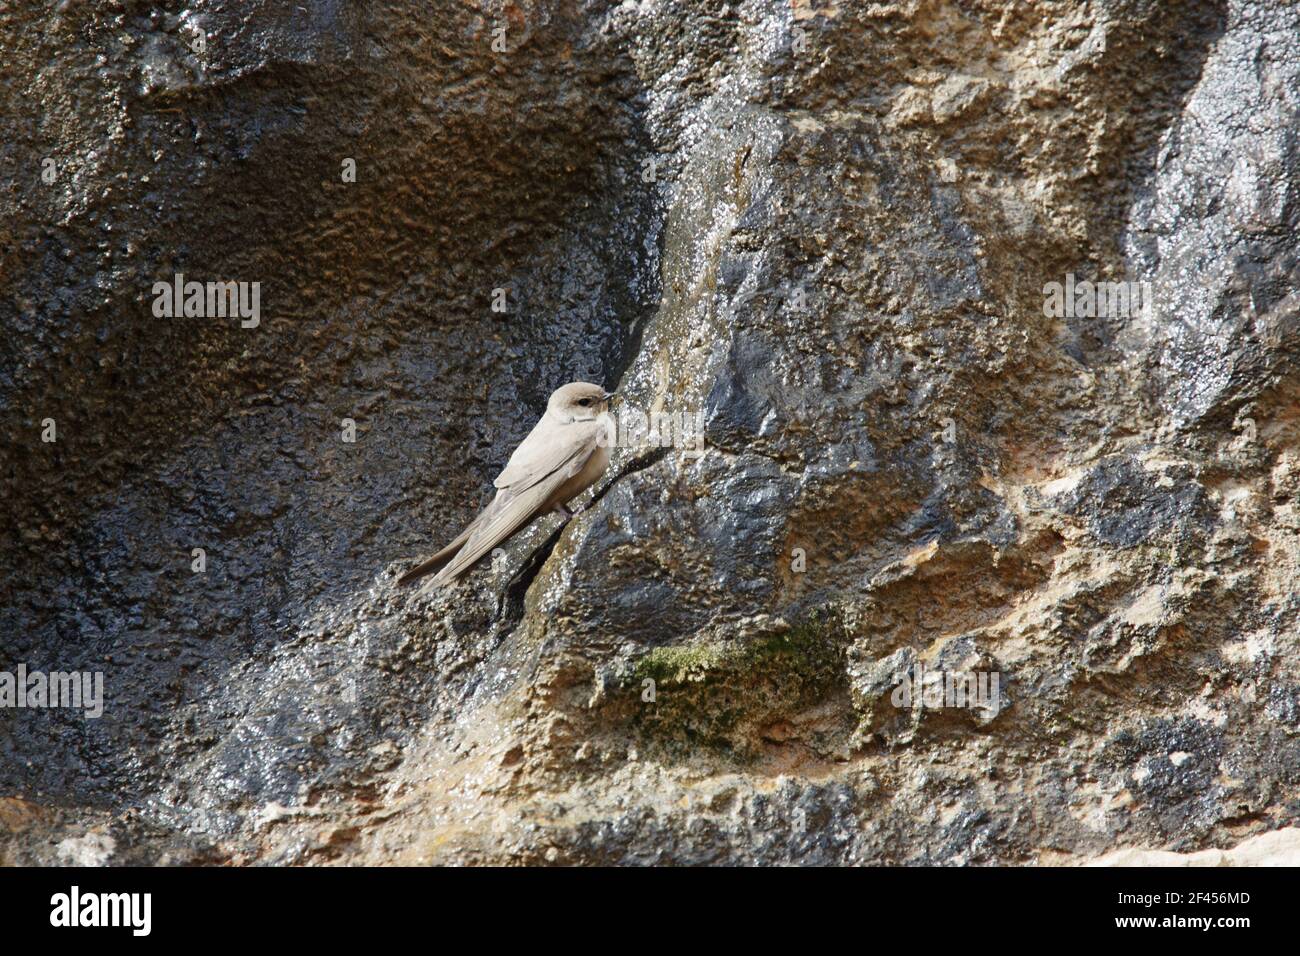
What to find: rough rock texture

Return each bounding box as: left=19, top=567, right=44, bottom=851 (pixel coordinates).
left=1, top=0, right=1298, bottom=865
left=1088, top=826, right=1300, bottom=866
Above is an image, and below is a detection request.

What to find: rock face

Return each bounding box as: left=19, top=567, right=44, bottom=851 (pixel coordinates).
left=1, top=0, right=1298, bottom=865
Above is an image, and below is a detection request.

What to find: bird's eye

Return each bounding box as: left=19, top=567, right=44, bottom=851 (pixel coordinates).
left=578, top=398, right=592, bottom=406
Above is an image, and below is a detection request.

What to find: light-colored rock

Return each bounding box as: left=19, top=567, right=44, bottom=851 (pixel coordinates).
left=1087, top=828, right=1300, bottom=867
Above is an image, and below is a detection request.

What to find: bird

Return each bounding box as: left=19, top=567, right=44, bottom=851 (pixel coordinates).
left=395, top=381, right=615, bottom=588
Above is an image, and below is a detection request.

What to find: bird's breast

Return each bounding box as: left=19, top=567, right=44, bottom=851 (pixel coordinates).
left=549, top=442, right=610, bottom=511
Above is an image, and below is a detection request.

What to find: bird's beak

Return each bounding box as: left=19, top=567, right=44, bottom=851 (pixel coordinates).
left=602, top=390, right=615, bottom=402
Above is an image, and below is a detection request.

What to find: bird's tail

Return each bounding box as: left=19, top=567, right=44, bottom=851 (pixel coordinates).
left=395, top=527, right=472, bottom=586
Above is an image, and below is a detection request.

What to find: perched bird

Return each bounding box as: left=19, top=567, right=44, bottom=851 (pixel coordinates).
left=396, top=381, right=614, bottom=588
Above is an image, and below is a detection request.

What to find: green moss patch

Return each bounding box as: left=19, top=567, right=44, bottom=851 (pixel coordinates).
left=621, top=608, right=852, bottom=759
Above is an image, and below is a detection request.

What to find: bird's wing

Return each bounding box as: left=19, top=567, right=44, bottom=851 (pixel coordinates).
left=395, top=523, right=474, bottom=586
left=494, top=413, right=579, bottom=490
left=396, top=493, right=505, bottom=586
left=431, top=420, right=603, bottom=585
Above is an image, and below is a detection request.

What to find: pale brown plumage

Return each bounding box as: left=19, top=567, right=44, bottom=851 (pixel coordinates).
left=396, top=382, right=614, bottom=588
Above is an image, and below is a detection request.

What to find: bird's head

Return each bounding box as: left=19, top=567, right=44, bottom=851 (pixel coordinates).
left=548, top=381, right=614, bottom=422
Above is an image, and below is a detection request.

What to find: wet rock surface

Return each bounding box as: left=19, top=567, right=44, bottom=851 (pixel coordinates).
left=1, top=0, right=1298, bottom=865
